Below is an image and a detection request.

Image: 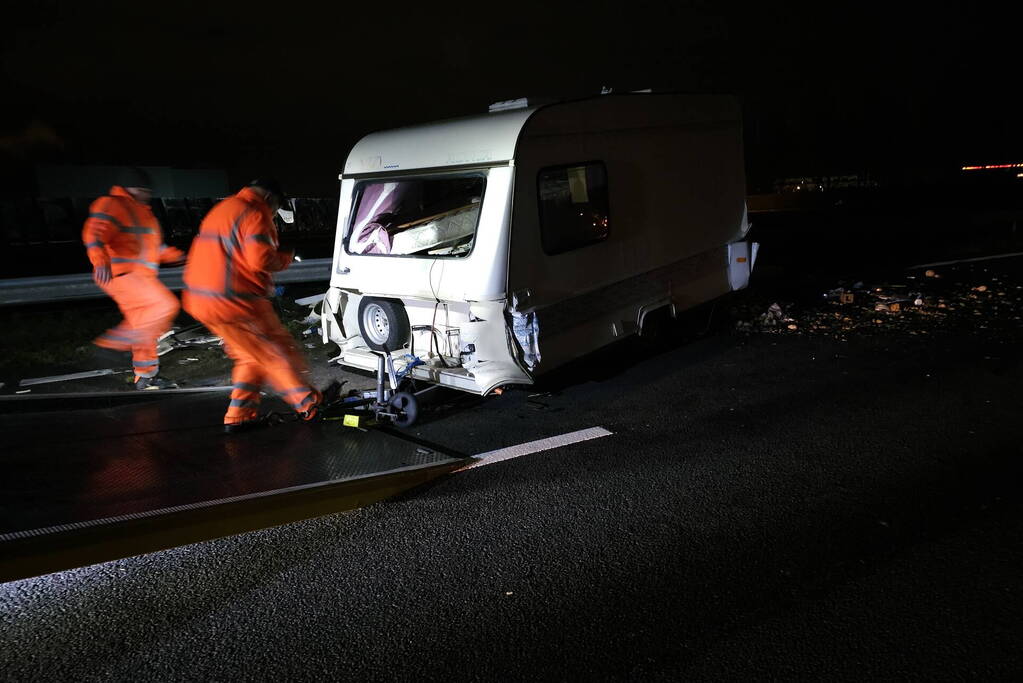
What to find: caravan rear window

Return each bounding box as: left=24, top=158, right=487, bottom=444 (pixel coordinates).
left=345, top=174, right=485, bottom=258
left=537, top=162, right=610, bottom=255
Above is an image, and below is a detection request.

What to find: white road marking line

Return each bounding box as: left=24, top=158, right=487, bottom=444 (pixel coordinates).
left=909, top=250, right=1023, bottom=270
left=459, top=426, right=613, bottom=471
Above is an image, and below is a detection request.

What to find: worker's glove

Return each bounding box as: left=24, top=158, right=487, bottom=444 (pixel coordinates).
left=93, top=264, right=112, bottom=285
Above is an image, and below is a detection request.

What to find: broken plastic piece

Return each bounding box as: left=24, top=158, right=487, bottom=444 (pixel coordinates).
left=295, top=293, right=325, bottom=307
left=510, top=310, right=541, bottom=370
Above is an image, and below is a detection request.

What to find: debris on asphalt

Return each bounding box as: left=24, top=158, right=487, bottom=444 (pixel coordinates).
left=762, top=303, right=791, bottom=326
left=734, top=261, right=1023, bottom=342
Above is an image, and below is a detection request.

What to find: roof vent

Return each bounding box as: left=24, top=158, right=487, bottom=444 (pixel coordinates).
left=488, top=98, right=530, bottom=113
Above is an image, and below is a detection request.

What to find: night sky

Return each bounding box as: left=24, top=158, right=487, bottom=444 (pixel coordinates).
left=1, top=1, right=1018, bottom=195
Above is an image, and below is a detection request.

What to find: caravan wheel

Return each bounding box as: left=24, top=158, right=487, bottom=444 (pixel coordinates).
left=357, top=297, right=411, bottom=352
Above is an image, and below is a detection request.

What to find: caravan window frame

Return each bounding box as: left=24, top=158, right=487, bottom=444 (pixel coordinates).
left=536, top=160, right=611, bottom=256
left=343, top=170, right=488, bottom=260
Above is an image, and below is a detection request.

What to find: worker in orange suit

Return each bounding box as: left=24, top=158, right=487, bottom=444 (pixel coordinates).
left=182, top=178, right=322, bottom=433
left=82, top=167, right=184, bottom=390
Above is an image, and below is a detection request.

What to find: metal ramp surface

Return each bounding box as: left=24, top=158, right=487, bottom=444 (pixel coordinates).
left=0, top=391, right=464, bottom=582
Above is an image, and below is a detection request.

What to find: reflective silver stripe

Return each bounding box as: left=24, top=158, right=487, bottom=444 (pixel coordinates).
left=196, top=234, right=240, bottom=250
left=111, top=257, right=159, bottom=270
left=85, top=241, right=105, bottom=249
left=225, top=207, right=253, bottom=298
left=233, top=382, right=261, bottom=392
left=88, top=212, right=122, bottom=226
left=122, top=202, right=154, bottom=273
left=229, top=398, right=260, bottom=409
left=133, top=359, right=159, bottom=367
left=247, top=234, right=273, bottom=245
left=292, top=393, right=317, bottom=409
left=120, top=226, right=154, bottom=234
left=100, top=334, right=135, bottom=344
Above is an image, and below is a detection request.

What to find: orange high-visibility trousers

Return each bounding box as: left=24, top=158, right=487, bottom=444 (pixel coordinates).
left=194, top=300, right=319, bottom=425
left=94, top=272, right=179, bottom=379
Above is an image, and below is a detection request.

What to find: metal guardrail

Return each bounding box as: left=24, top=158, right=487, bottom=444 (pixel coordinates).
left=0, top=258, right=333, bottom=306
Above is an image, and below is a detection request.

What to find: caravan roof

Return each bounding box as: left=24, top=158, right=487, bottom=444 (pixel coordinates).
left=342, top=94, right=740, bottom=177
left=343, top=107, right=538, bottom=176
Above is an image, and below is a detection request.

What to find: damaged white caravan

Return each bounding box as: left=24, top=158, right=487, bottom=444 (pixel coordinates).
left=320, top=93, right=757, bottom=395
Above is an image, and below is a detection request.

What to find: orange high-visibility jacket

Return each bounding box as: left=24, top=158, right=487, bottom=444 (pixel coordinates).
left=82, top=186, right=184, bottom=276
left=183, top=187, right=291, bottom=302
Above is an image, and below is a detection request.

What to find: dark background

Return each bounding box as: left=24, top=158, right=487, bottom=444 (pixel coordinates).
left=2, top=1, right=1019, bottom=196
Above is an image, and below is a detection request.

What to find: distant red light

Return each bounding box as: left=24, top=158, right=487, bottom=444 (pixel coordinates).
left=962, top=163, right=1023, bottom=171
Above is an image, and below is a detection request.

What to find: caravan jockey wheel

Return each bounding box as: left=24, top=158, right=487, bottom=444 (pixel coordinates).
left=389, top=391, right=418, bottom=428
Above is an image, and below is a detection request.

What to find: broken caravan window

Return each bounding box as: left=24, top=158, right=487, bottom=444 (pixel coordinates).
left=537, top=161, right=610, bottom=255
left=345, top=173, right=486, bottom=258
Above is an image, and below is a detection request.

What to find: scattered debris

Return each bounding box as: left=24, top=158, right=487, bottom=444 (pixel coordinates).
left=734, top=260, right=1023, bottom=343
left=16, top=389, right=30, bottom=394
left=758, top=302, right=792, bottom=327
left=179, top=334, right=222, bottom=346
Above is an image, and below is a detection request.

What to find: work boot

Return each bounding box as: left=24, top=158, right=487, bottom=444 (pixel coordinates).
left=135, top=375, right=178, bottom=391
left=223, top=413, right=279, bottom=434
left=223, top=413, right=268, bottom=435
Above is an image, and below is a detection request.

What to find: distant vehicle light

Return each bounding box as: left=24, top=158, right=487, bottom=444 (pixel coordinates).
left=961, top=163, right=1023, bottom=171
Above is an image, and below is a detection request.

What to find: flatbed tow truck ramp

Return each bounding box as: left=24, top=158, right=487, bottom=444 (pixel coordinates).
left=0, top=390, right=464, bottom=583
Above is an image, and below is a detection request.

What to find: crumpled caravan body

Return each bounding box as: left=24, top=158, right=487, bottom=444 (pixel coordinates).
left=321, top=93, right=757, bottom=395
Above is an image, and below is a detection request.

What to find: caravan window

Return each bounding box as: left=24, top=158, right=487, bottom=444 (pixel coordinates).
left=345, top=173, right=485, bottom=258
left=537, top=162, right=610, bottom=255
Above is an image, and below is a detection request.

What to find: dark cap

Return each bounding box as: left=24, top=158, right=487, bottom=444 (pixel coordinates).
left=246, top=177, right=287, bottom=203
left=117, top=166, right=152, bottom=190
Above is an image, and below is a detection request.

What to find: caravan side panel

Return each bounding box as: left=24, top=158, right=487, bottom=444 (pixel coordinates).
left=508, top=94, right=747, bottom=370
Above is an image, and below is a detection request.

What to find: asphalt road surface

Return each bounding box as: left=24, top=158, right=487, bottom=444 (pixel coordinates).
left=2, top=268, right=1022, bottom=679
